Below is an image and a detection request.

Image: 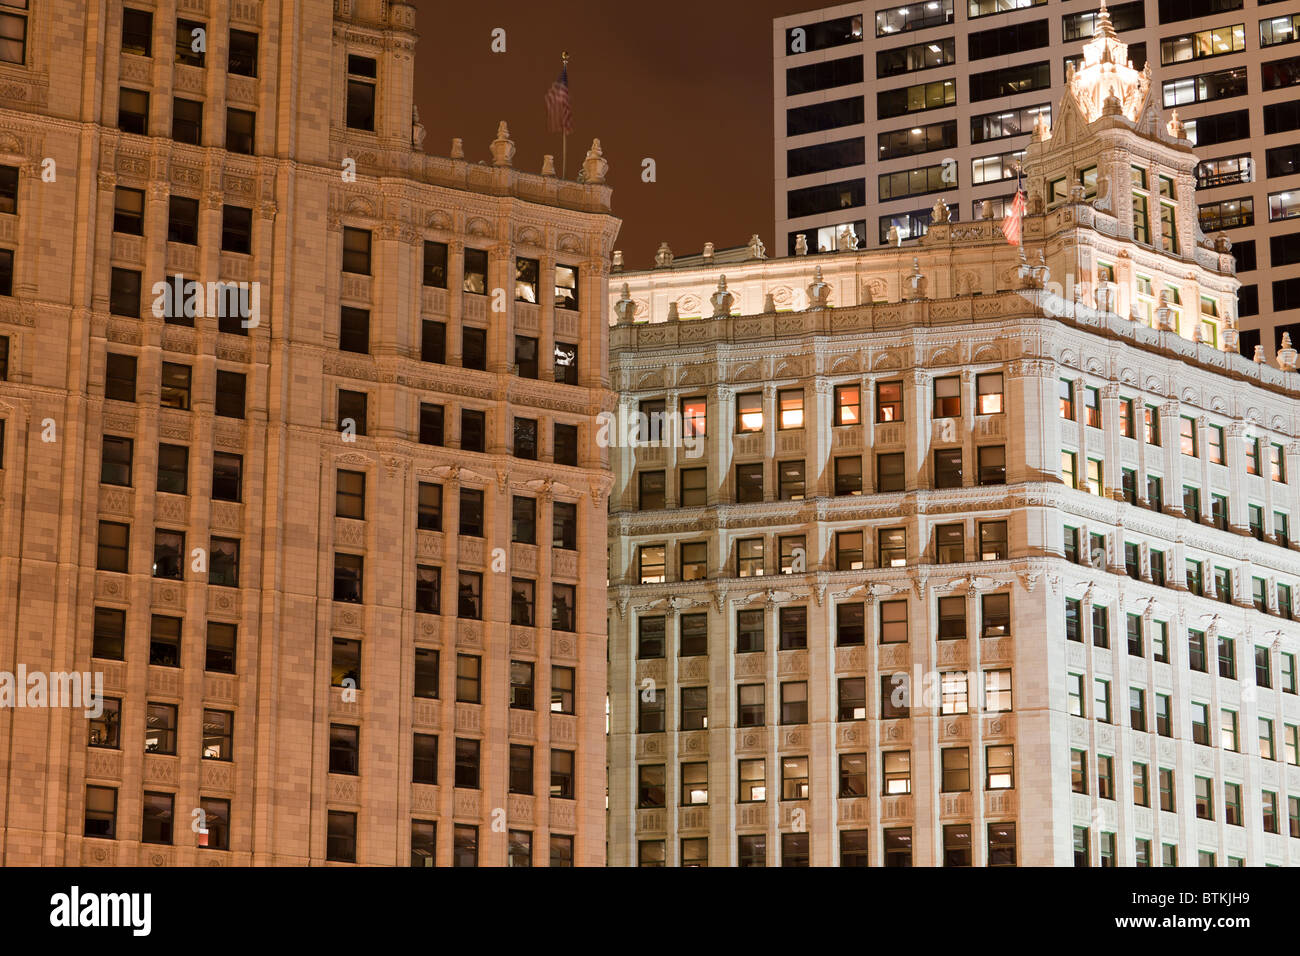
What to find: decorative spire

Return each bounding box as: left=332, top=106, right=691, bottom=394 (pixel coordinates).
left=1094, top=1, right=1116, bottom=40
left=489, top=121, right=515, bottom=167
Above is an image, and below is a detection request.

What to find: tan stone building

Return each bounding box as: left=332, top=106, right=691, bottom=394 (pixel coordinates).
left=0, top=0, right=618, bottom=866
left=607, top=13, right=1300, bottom=865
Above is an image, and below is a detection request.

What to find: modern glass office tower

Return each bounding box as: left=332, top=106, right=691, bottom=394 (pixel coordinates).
left=773, top=0, right=1300, bottom=360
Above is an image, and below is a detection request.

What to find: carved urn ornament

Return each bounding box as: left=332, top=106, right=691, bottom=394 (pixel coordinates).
left=806, top=266, right=832, bottom=309
left=794, top=233, right=808, bottom=256
left=654, top=242, right=673, bottom=269
left=489, top=121, right=515, bottom=167
left=582, top=139, right=608, bottom=184
left=904, top=257, right=927, bottom=300
left=710, top=276, right=734, bottom=318
left=747, top=234, right=766, bottom=259
left=613, top=282, right=636, bottom=325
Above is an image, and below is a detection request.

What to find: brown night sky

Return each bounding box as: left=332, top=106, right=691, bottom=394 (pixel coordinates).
left=410, top=0, right=834, bottom=269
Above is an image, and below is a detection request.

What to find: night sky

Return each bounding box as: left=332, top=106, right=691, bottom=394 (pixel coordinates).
left=411, top=0, right=832, bottom=269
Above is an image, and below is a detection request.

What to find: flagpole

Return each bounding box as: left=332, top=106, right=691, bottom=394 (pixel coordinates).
left=561, top=51, right=569, bottom=180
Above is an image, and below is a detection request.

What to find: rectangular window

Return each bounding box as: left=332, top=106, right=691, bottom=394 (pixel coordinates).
left=942, top=748, right=970, bottom=793
left=118, top=87, right=149, bottom=134
left=837, top=603, right=865, bottom=646
left=933, top=376, right=960, bottom=418
left=737, top=609, right=765, bottom=654
left=982, top=593, right=1010, bottom=638
left=880, top=600, right=908, bottom=644
left=877, top=453, right=905, bottom=492
left=778, top=389, right=804, bottom=429
left=934, top=448, right=962, bottom=488
left=737, top=538, right=764, bottom=577
left=415, top=648, right=439, bottom=699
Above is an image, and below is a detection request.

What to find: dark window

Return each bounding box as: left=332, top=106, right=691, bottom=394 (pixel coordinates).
left=415, top=565, right=440, bottom=615
left=84, top=786, right=117, bottom=839
left=209, top=537, right=239, bottom=587
left=969, top=62, right=1050, bottom=102
left=417, top=482, right=442, bottom=531
left=786, top=54, right=864, bottom=96
left=176, top=18, right=205, bottom=67
left=156, top=443, right=188, bottom=495
left=93, top=608, right=127, bottom=661
left=413, top=734, right=438, bottom=785
left=0, top=166, right=15, bottom=215
left=336, top=469, right=366, bottom=520
left=214, top=370, right=245, bottom=418
left=105, top=353, right=138, bottom=402
left=228, top=29, right=259, bottom=77
left=333, top=552, right=363, bottom=603
left=787, top=178, right=865, bottom=219
left=342, top=227, right=371, bottom=275
left=101, top=436, right=133, bottom=487
left=458, top=572, right=482, bottom=619
left=835, top=456, right=862, bottom=495
left=145, top=702, right=177, bottom=754
left=460, top=409, right=485, bottom=453
left=463, top=248, right=489, bottom=295
left=226, top=108, right=255, bottom=154
left=1265, top=100, right=1300, bottom=135
left=122, top=9, right=153, bottom=56
left=552, top=583, right=576, bottom=632
left=168, top=195, right=200, bottom=245
left=1191, top=109, right=1250, bottom=146
left=455, top=738, right=480, bottom=787
left=1273, top=234, right=1300, bottom=268
left=877, top=452, right=905, bottom=492
left=1276, top=277, right=1300, bottom=312
left=462, top=326, right=487, bottom=370
left=514, top=418, right=538, bottom=460
left=149, top=614, right=181, bottom=666
left=171, top=97, right=202, bottom=145
left=419, top=403, right=444, bottom=446
left=109, top=268, right=141, bottom=317
left=512, top=496, right=536, bottom=544
left=420, top=320, right=447, bottom=364
left=0, top=247, right=10, bottom=297
left=553, top=501, right=577, bottom=550
left=785, top=14, right=863, bottom=52
left=969, top=20, right=1048, bottom=60
left=459, top=488, right=484, bottom=537
left=113, top=187, right=144, bottom=235
left=415, top=648, right=440, bottom=699
left=326, top=812, right=356, bottom=863
left=160, top=362, right=191, bottom=410
left=329, top=724, right=359, bottom=775
left=736, top=462, right=764, bottom=502
left=423, top=241, right=448, bottom=288
left=221, top=205, right=252, bottom=254
left=97, top=521, right=130, bottom=573
left=786, top=138, right=866, bottom=177
left=1157, top=0, right=1242, bottom=22
left=934, top=448, right=962, bottom=488
left=411, top=821, right=436, bottom=867
left=118, top=88, right=149, bottom=134
left=339, top=307, right=369, bottom=354
left=212, top=452, right=242, bottom=502
left=346, top=55, right=377, bottom=131
left=554, top=423, right=578, bottom=467
left=337, top=390, right=367, bottom=436
left=786, top=96, right=865, bottom=137
left=141, top=792, right=174, bottom=846
left=206, top=622, right=236, bottom=673
left=511, top=578, right=535, bottom=627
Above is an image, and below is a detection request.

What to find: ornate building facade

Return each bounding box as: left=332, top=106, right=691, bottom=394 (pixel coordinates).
left=0, top=0, right=618, bottom=866
left=607, top=13, right=1300, bottom=865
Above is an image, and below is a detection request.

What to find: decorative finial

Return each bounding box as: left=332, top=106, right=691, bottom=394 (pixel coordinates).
left=489, top=121, right=515, bottom=167
left=540, top=154, right=556, bottom=177
left=1254, top=345, right=1265, bottom=364
left=611, top=250, right=623, bottom=272
left=613, top=282, right=636, bottom=325
left=807, top=266, right=832, bottom=309
left=747, top=234, right=767, bottom=259
left=450, top=137, right=465, bottom=160
left=794, top=234, right=808, bottom=256
left=702, top=242, right=714, bottom=260
left=710, top=275, right=735, bottom=317
left=654, top=242, right=673, bottom=269
left=582, top=139, right=608, bottom=184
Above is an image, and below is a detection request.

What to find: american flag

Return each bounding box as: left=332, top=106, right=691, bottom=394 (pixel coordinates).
left=545, top=62, right=574, bottom=135
left=1002, top=173, right=1026, bottom=246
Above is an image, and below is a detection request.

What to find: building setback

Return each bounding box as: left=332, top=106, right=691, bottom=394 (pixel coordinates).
left=772, top=0, right=1300, bottom=362
left=0, top=0, right=619, bottom=866
left=608, top=13, right=1300, bottom=866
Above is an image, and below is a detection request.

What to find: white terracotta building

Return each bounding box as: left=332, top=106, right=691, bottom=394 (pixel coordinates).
left=607, top=12, right=1300, bottom=866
